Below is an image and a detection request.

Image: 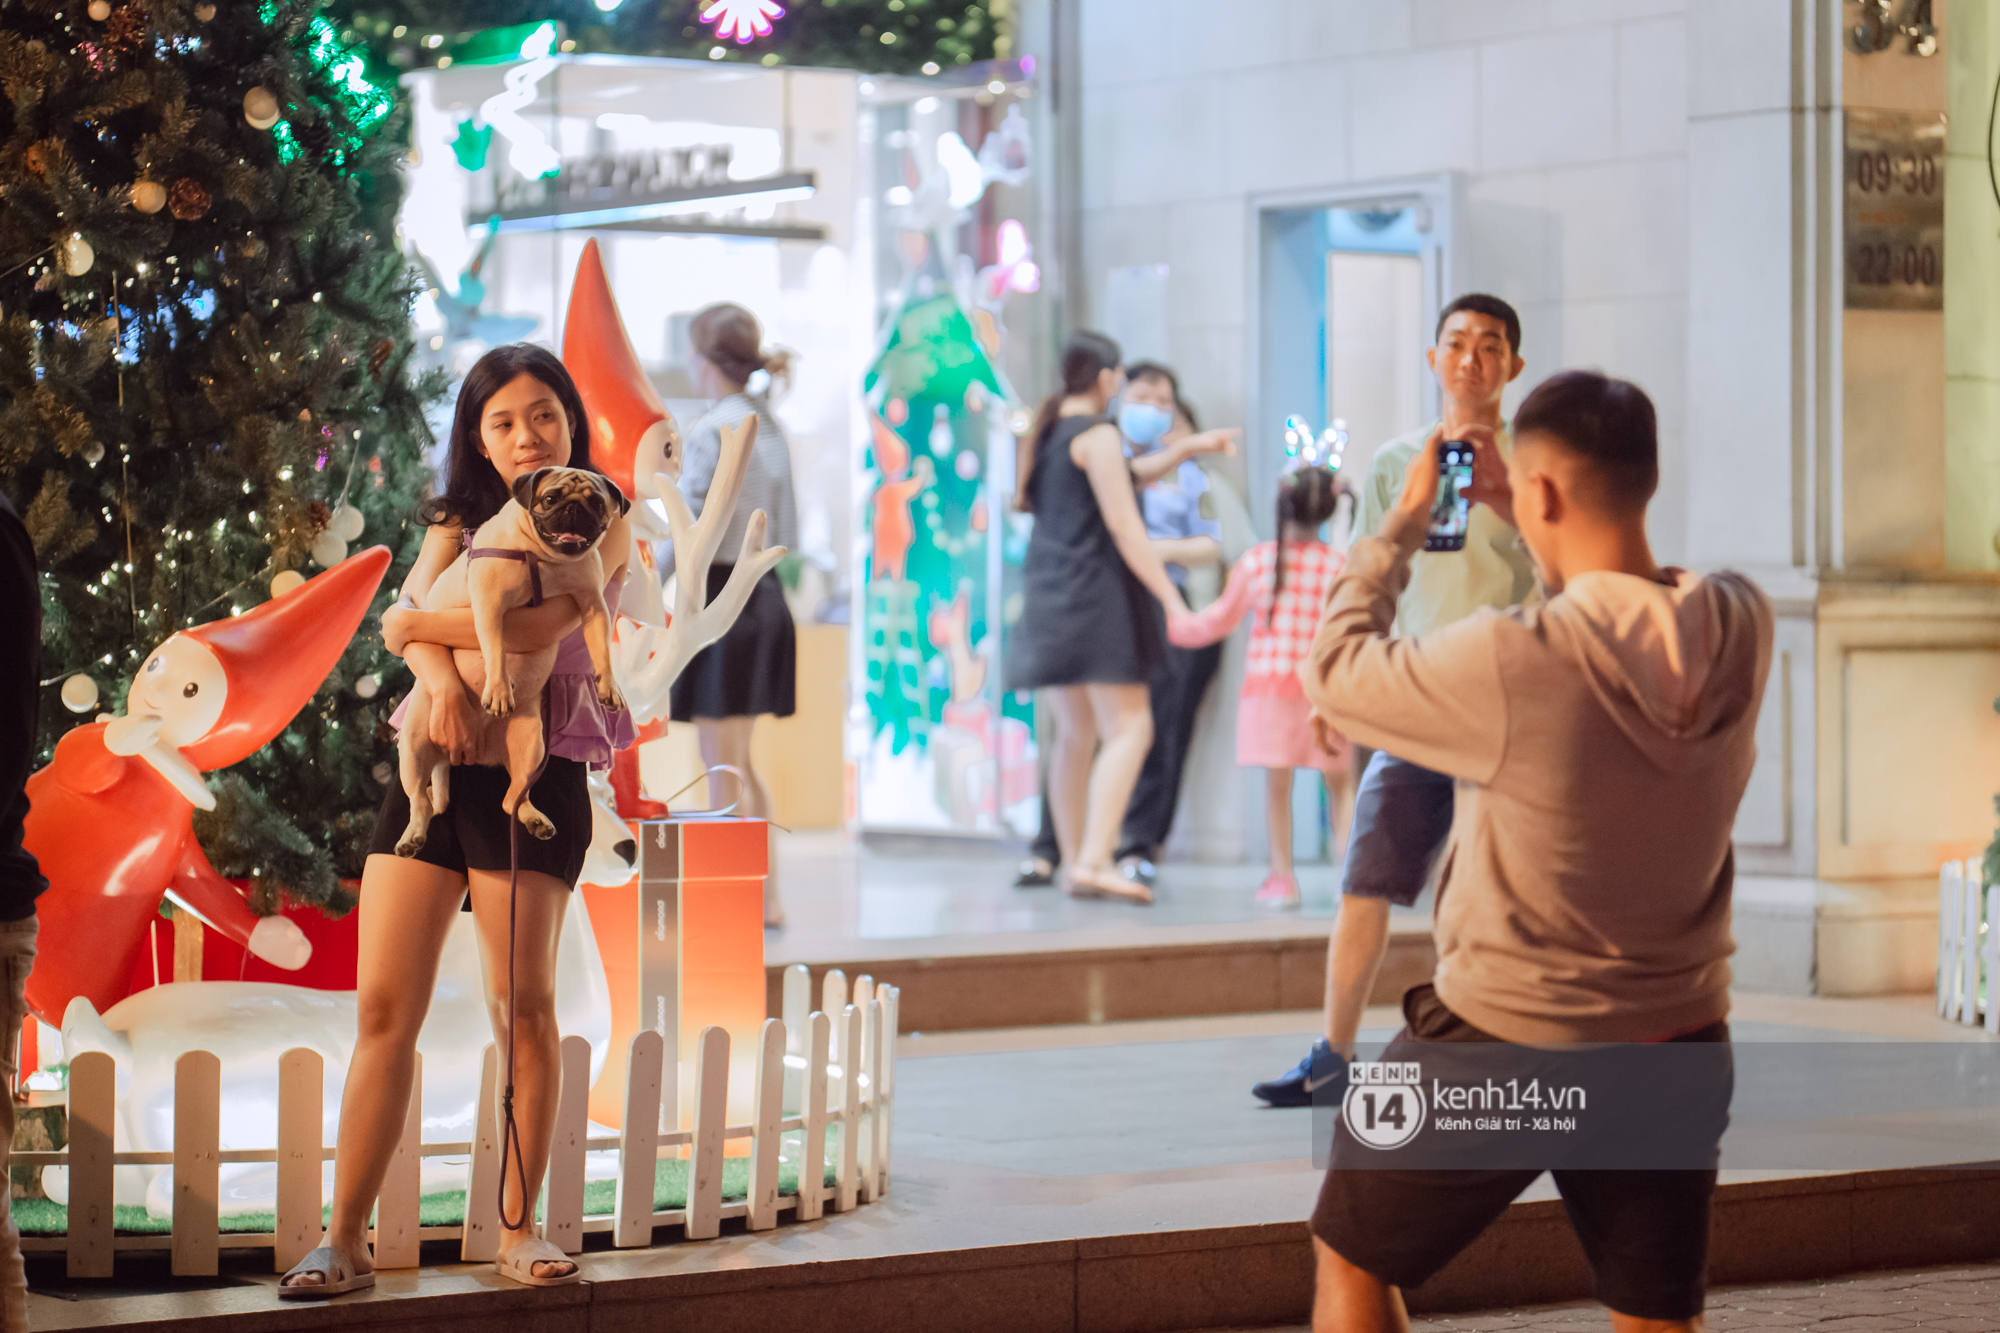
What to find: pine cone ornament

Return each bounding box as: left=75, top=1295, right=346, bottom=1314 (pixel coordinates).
left=103, top=6, right=146, bottom=60
left=369, top=338, right=394, bottom=380
left=306, top=500, right=331, bottom=533
left=22, top=145, right=46, bottom=178
left=168, top=177, right=210, bottom=220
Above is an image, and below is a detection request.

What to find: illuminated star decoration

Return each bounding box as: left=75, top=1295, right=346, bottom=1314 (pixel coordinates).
left=701, top=0, right=786, bottom=43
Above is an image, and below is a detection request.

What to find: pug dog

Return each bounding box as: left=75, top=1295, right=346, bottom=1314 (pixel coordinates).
left=396, top=467, right=630, bottom=856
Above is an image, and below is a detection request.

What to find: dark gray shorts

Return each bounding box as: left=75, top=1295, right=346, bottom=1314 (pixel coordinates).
left=1338, top=751, right=1454, bottom=906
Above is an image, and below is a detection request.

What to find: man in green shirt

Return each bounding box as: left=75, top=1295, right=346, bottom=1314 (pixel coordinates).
left=1253, top=294, right=1532, bottom=1107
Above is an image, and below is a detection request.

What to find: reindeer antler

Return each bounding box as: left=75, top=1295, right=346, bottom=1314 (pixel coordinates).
left=612, top=414, right=789, bottom=723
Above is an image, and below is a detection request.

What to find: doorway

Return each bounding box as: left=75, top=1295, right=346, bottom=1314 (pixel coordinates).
left=1246, top=177, right=1459, bottom=865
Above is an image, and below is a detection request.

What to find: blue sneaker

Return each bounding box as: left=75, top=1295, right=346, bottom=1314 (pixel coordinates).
left=1251, top=1039, right=1349, bottom=1108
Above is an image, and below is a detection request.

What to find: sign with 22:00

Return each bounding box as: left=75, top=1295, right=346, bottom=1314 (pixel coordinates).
left=1844, top=109, right=1944, bottom=312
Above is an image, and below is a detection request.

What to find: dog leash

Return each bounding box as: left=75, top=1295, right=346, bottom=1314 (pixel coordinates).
left=495, top=698, right=551, bottom=1236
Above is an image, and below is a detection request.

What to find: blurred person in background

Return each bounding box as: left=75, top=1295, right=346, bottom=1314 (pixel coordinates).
left=668, top=302, right=800, bottom=928
left=1016, top=366, right=1237, bottom=890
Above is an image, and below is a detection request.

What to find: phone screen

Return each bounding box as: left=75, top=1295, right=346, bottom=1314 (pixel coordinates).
left=1426, top=441, right=1475, bottom=551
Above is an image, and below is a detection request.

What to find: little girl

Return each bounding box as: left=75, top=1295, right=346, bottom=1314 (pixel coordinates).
left=1167, top=464, right=1352, bottom=909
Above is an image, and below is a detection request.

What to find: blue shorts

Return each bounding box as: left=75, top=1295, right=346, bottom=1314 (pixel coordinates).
left=1338, top=751, right=1454, bottom=907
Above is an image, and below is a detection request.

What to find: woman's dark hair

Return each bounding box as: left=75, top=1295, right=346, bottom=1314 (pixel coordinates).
left=1016, top=330, right=1121, bottom=514
left=420, top=344, right=598, bottom=530
left=1271, top=465, right=1342, bottom=613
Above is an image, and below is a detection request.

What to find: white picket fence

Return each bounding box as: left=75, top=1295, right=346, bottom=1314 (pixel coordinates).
left=1937, top=859, right=1997, bottom=1032
left=16, top=966, right=897, bottom=1277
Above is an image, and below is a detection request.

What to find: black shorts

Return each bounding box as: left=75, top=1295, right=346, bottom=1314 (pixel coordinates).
left=367, top=757, right=591, bottom=905
left=1310, top=985, right=1726, bottom=1322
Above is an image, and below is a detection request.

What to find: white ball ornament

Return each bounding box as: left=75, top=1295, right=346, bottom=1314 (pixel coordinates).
left=60, top=674, right=99, bottom=714
left=270, top=569, right=306, bottom=597
left=330, top=505, right=365, bottom=541
left=354, top=673, right=381, bottom=700
left=309, top=530, right=348, bottom=568
left=244, top=87, right=281, bottom=131
left=88, top=0, right=111, bottom=19
left=59, top=235, right=94, bottom=277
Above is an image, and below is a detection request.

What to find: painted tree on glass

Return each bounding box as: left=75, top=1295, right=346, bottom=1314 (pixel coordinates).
left=0, top=0, right=441, bottom=913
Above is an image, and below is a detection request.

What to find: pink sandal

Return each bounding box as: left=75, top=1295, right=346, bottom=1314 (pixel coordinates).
left=1255, top=873, right=1300, bottom=910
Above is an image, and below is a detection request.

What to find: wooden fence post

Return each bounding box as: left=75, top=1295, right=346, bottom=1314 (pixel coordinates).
left=66, top=1050, right=115, bottom=1279
left=461, top=1043, right=503, bottom=1262
left=1985, top=880, right=1999, bottom=1035
left=834, top=1004, right=862, bottom=1213
left=1938, top=861, right=1960, bottom=1017
left=274, top=1047, right=323, bottom=1273
left=615, top=1029, right=664, bottom=1248
left=797, top=1011, right=830, bottom=1222
left=881, top=985, right=898, bottom=1190
left=1962, top=860, right=1982, bottom=1025
left=171, top=1049, right=220, bottom=1276
left=685, top=1025, right=729, bottom=1240
left=747, top=1018, right=784, bottom=1230
left=373, top=1051, right=422, bottom=1270
left=782, top=964, right=810, bottom=1114
left=545, top=1035, right=592, bottom=1254
left=857, top=997, right=879, bottom=1205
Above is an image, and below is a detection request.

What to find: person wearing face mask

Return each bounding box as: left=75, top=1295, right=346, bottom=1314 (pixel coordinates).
left=1111, top=364, right=1236, bottom=887
left=1012, top=365, right=1238, bottom=891
left=667, top=302, right=800, bottom=928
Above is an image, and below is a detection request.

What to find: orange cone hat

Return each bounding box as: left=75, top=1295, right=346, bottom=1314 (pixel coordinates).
left=179, top=545, right=392, bottom=769
left=562, top=238, right=678, bottom=501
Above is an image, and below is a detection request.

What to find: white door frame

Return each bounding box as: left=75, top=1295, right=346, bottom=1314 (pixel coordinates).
left=1244, top=173, right=1463, bottom=536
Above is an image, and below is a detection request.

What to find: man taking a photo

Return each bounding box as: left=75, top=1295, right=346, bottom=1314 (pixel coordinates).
left=1253, top=294, right=1535, bottom=1107
left=1300, top=370, right=1772, bottom=1331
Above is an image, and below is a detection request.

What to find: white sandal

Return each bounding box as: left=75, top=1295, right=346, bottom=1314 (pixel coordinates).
left=277, top=1243, right=376, bottom=1299
left=495, top=1235, right=582, bottom=1287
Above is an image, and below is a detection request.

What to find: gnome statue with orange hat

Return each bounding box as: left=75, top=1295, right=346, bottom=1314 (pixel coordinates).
left=22, top=548, right=393, bottom=1026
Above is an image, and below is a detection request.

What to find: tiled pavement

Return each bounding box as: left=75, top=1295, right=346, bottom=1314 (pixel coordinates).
left=1408, top=1263, right=2000, bottom=1330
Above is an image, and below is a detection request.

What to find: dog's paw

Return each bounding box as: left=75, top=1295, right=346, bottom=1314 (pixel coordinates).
left=394, top=833, right=425, bottom=858
left=482, top=677, right=516, bottom=716
left=597, top=678, right=625, bottom=713
left=523, top=811, right=558, bottom=842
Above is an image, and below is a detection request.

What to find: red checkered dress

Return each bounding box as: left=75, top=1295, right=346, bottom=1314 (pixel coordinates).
left=1170, top=540, right=1351, bottom=772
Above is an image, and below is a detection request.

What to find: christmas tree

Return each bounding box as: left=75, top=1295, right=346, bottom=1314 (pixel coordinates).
left=0, top=0, right=441, bottom=914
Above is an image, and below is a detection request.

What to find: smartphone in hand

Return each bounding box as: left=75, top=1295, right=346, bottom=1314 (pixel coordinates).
left=1425, top=439, right=1476, bottom=552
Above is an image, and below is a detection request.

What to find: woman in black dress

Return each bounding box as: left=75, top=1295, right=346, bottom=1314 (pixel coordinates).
left=668, top=303, right=798, bottom=926
left=1007, top=332, right=1188, bottom=903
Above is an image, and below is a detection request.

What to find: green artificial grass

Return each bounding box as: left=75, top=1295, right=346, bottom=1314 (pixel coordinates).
left=17, top=1139, right=840, bottom=1237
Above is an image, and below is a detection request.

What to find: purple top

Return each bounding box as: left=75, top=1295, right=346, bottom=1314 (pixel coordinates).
left=389, top=539, right=637, bottom=769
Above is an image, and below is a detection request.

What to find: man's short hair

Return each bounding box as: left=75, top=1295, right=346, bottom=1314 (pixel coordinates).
left=1436, top=294, right=1521, bottom=353
left=1125, top=361, right=1179, bottom=393
left=1513, top=369, right=1658, bottom=511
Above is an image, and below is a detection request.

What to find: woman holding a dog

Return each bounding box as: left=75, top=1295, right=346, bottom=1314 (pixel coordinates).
left=279, top=344, right=631, bottom=1296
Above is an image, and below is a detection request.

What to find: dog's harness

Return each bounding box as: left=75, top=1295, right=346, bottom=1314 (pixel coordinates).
left=466, top=546, right=544, bottom=608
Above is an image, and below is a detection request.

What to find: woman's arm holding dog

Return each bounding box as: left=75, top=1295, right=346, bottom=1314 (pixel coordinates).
left=384, top=513, right=630, bottom=655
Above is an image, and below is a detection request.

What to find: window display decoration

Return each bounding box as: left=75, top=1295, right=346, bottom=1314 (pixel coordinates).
left=701, top=0, right=787, bottom=44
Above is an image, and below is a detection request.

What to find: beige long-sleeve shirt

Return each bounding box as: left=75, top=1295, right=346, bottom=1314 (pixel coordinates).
left=1303, top=519, right=1774, bottom=1044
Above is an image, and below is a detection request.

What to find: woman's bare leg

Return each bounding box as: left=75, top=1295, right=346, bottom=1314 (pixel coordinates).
left=696, top=715, right=780, bottom=923
left=1048, top=686, right=1099, bottom=870
left=466, top=867, right=573, bottom=1278
left=1075, top=683, right=1151, bottom=873
left=283, top=855, right=466, bottom=1286
left=1267, top=767, right=1296, bottom=880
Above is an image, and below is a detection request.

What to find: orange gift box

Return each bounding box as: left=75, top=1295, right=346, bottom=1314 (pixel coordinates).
left=580, top=816, right=767, bottom=1138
